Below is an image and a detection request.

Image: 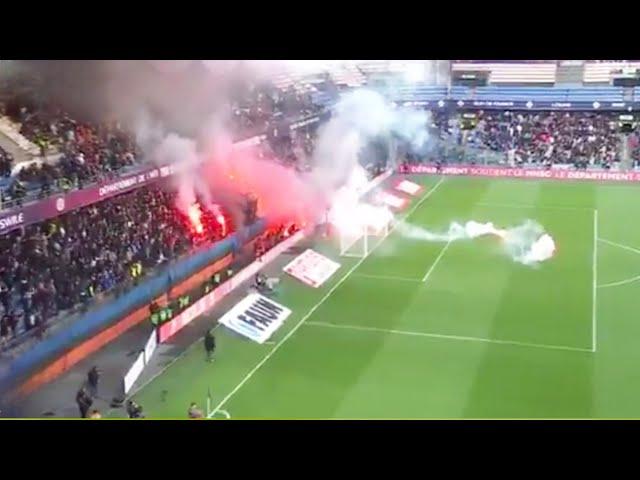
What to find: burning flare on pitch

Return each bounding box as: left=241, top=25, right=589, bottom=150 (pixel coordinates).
left=397, top=219, right=556, bottom=266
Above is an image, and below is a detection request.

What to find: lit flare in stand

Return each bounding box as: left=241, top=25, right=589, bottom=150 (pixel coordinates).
left=188, top=203, right=204, bottom=235
left=211, top=204, right=227, bottom=237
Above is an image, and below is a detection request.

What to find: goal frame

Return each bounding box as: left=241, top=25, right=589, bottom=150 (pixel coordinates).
left=338, top=221, right=390, bottom=258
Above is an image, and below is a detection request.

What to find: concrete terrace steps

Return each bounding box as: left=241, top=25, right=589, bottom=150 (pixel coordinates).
left=0, top=116, right=41, bottom=164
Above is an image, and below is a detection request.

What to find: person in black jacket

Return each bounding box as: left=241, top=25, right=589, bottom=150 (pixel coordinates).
left=204, top=330, right=216, bottom=363
left=76, top=387, right=93, bottom=418
left=126, top=400, right=144, bottom=419
left=87, top=366, right=100, bottom=396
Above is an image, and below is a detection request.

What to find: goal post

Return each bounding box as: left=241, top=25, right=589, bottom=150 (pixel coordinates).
left=338, top=219, right=391, bottom=258
left=339, top=224, right=369, bottom=258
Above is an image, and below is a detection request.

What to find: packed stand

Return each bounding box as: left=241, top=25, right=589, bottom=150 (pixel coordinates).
left=0, top=145, right=13, bottom=178
left=0, top=185, right=233, bottom=347
left=628, top=133, right=640, bottom=168
left=259, top=120, right=318, bottom=172
left=0, top=81, right=329, bottom=208
left=432, top=111, right=621, bottom=169
left=231, top=81, right=325, bottom=141
left=4, top=94, right=141, bottom=191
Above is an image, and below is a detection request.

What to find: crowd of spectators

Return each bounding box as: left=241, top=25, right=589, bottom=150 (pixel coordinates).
left=13, top=77, right=639, bottom=348
left=430, top=110, right=623, bottom=168
left=0, top=76, right=332, bottom=349
left=0, top=76, right=329, bottom=209
left=259, top=120, right=318, bottom=172
left=0, top=185, right=233, bottom=347
left=231, top=83, right=324, bottom=139
left=0, top=145, right=13, bottom=178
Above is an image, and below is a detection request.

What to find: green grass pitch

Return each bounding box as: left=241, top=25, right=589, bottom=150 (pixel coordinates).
left=126, top=175, right=640, bottom=419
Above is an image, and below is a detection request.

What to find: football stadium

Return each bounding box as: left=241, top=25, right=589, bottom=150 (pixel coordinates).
left=1, top=60, right=640, bottom=419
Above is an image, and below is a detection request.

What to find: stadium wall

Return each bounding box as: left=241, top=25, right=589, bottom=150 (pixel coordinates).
left=0, top=163, right=181, bottom=235
left=400, top=165, right=640, bottom=183
left=0, top=221, right=266, bottom=397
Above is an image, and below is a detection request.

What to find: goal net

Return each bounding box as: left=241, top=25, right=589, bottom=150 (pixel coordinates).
left=339, top=219, right=391, bottom=258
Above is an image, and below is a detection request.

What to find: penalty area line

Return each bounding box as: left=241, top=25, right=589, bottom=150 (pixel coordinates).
left=207, top=176, right=448, bottom=418
left=304, top=321, right=593, bottom=354
left=598, top=237, right=640, bottom=256
left=422, top=239, right=452, bottom=283
left=598, top=275, right=640, bottom=289
left=596, top=236, right=640, bottom=290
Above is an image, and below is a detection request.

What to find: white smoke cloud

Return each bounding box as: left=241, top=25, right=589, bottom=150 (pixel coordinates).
left=311, top=89, right=430, bottom=192
left=314, top=89, right=432, bottom=239
left=397, top=219, right=556, bottom=266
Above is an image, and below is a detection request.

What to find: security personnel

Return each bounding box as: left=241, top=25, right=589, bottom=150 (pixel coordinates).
left=58, top=177, right=73, bottom=192
left=87, top=366, right=100, bottom=396
left=149, top=301, right=160, bottom=325
left=126, top=400, right=144, bottom=419
left=178, top=295, right=190, bottom=310
left=158, top=306, right=173, bottom=324
left=76, top=387, right=93, bottom=418
left=204, top=329, right=216, bottom=363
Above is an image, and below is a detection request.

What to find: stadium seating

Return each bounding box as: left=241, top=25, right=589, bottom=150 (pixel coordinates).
left=0, top=76, right=332, bottom=211
left=3, top=62, right=639, bottom=355
left=451, top=62, right=558, bottom=84
left=448, top=85, right=625, bottom=103
left=583, top=61, right=640, bottom=84
left=430, top=110, right=622, bottom=168
left=0, top=185, right=233, bottom=349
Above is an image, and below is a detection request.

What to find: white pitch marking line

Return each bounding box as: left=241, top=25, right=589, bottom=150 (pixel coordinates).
left=592, top=209, right=598, bottom=353
left=596, top=237, right=640, bottom=289
left=207, top=177, right=447, bottom=418
left=305, top=321, right=592, bottom=354
left=598, top=275, right=640, bottom=289
left=422, top=239, right=452, bottom=283
left=598, top=237, right=640, bottom=256
left=353, top=273, right=423, bottom=283
left=208, top=409, right=231, bottom=419
left=476, top=202, right=592, bottom=211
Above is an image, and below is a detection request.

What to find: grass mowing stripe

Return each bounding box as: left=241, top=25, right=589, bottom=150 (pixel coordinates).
left=592, top=209, right=598, bottom=353
left=304, top=321, right=593, bottom=354
left=208, top=176, right=447, bottom=418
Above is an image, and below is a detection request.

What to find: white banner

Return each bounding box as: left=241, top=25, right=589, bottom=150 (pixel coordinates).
left=218, top=293, right=291, bottom=344
left=123, top=351, right=145, bottom=394
left=395, top=180, right=422, bottom=196
left=143, top=330, right=158, bottom=365
left=283, top=249, right=341, bottom=288
left=376, top=191, right=408, bottom=210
